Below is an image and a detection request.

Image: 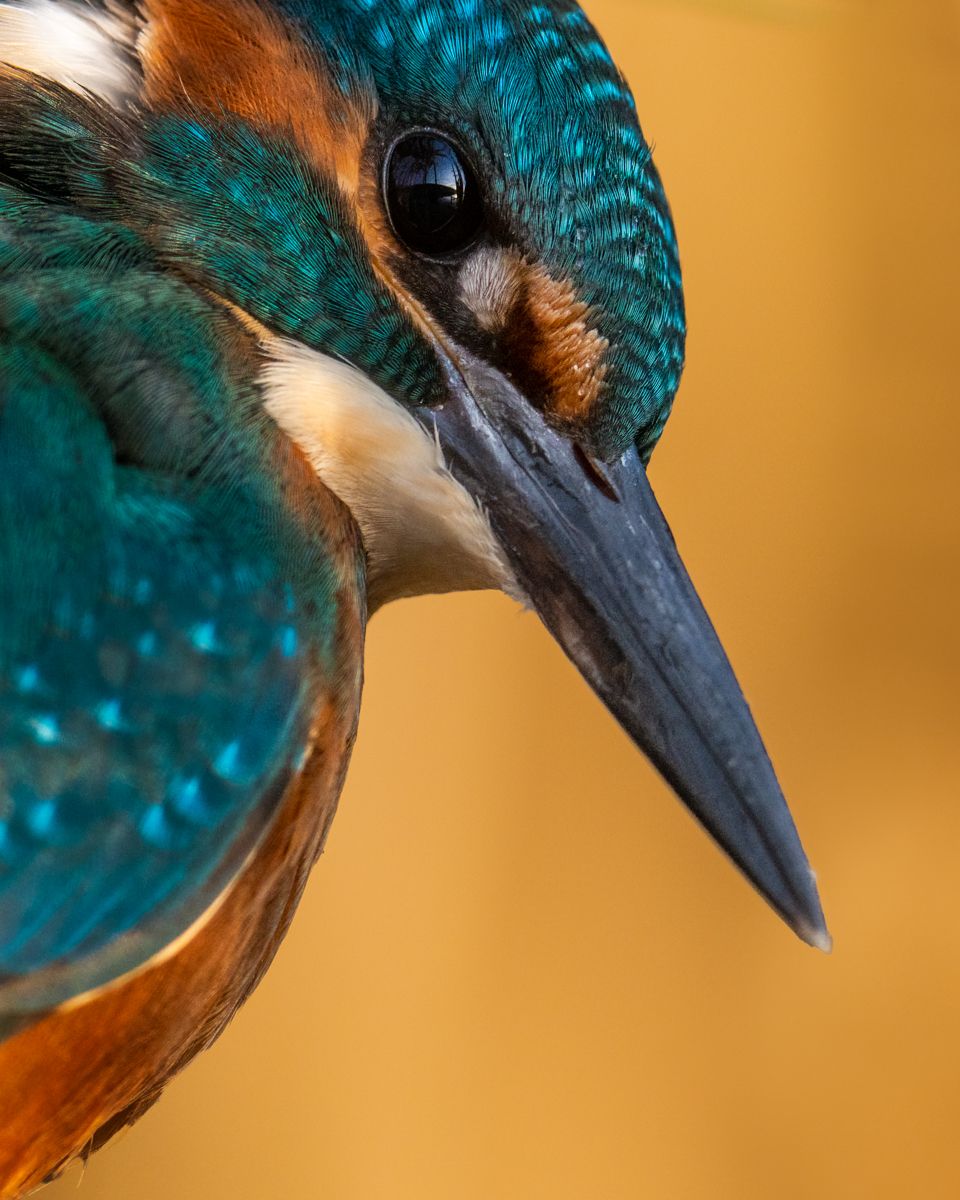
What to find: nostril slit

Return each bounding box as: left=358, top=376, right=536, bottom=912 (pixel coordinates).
left=573, top=443, right=620, bottom=503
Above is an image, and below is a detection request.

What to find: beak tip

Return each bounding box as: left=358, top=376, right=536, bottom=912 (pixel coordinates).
left=799, top=922, right=833, bottom=954
left=793, top=886, right=832, bottom=953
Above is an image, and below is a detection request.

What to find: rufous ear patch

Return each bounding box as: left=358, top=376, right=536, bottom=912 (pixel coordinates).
left=501, top=261, right=609, bottom=424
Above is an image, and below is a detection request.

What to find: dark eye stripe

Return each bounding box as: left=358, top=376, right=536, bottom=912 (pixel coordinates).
left=384, top=132, right=483, bottom=258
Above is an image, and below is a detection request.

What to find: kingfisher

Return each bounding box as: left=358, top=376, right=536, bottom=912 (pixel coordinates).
left=0, top=0, right=829, bottom=1192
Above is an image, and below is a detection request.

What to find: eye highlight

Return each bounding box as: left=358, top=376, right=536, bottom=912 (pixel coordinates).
left=384, top=132, right=483, bottom=257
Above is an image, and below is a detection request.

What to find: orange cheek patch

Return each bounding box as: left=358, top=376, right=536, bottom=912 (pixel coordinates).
left=501, top=264, right=609, bottom=425
left=140, top=0, right=375, bottom=196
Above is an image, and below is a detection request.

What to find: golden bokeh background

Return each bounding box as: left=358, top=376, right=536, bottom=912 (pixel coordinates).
left=46, top=1, right=960, bottom=1197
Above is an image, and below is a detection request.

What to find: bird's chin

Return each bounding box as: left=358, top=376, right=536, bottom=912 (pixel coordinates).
left=416, top=348, right=829, bottom=951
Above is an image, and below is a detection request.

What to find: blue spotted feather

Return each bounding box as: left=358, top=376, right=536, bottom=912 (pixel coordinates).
left=0, top=179, right=361, bottom=1017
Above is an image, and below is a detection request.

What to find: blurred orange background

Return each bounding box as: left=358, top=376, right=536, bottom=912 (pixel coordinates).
left=46, top=1, right=960, bottom=1197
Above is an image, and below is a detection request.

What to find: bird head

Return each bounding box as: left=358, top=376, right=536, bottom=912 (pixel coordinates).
left=11, top=0, right=826, bottom=944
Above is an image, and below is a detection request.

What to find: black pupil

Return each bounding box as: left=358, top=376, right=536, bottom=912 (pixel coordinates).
left=385, top=133, right=482, bottom=256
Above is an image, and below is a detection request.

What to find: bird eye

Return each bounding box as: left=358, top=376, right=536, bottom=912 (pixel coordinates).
left=384, top=132, right=483, bottom=257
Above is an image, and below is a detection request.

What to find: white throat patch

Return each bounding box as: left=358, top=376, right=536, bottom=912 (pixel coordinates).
left=261, top=339, right=518, bottom=611
left=0, top=0, right=135, bottom=104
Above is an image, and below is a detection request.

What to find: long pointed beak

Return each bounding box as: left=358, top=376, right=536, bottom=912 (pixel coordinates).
left=420, top=352, right=830, bottom=950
